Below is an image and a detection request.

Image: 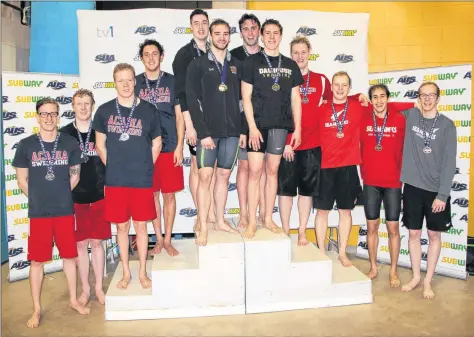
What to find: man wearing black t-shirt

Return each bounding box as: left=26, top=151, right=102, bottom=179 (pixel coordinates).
left=241, top=19, right=303, bottom=238
left=230, top=13, right=267, bottom=230
left=93, top=63, right=162, bottom=290
left=172, top=9, right=216, bottom=226
left=60, top=89, right=110, bottom=306
left=13, top=97, right=89, bottom=328
left=135, top=39, right=184, bottom=257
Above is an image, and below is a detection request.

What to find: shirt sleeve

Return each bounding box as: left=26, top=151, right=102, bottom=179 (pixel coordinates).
left=292, top=61, right=304, bottom=87
left=241, top=58, right=255, bottom=85
left=12, top=139, right=29, bottom=168
left=437, top=121, right=457, bottom=202
left=92, top=106, right=106, bottom=134
left=172, top=49, right=189, bottom=112
left=186, top=60, right=209, bottom=139
left=149, top=107, right=162, bottom=140
left=68, top=139, right=83, bottom=166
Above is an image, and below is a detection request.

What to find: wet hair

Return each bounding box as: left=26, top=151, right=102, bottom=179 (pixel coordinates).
left=36, top=97, right=59, bottom=113
left=210, top=18, right=230, bottom=34
left=368, top=84, right=390, bottom=100
left=261, top=19, right=283, bottom=35
left=238, top=13, right=261, bottom=32
left=139, top=39, right=164, bottom=58
left=190, top=8, right=209, bottom=23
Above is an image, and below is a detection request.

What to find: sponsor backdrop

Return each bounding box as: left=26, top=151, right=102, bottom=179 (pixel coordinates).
left=77, top=8, right=370, bottom=232
left=2, top=72, right=80, bottom=282
left=356, top=65, right=472, bottom=280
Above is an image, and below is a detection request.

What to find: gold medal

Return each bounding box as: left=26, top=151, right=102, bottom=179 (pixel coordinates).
left=218, top=83, right=228, bottom=92
left=272, top=83, right=280, bottom=91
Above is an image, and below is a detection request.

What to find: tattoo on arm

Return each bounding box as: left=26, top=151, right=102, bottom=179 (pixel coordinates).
left=70, top=165, right=81, bottom=176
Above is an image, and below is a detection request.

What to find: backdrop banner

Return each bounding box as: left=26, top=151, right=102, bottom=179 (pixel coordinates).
left=356, top=65, right=472, bottom=280
left=2, top=71, right=79, bottom=282
left=77, top=8, right=370, bottom=233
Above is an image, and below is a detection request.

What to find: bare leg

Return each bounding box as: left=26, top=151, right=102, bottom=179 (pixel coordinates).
left=196, top=167, right=214, bottom=246
left=90, top=239, right=106, bottom=304
left=76, top=239, right=91, bottom=306
left=244, top=152, right=264, bottom=238
left=258, top=166, right=267, bottom=224
left=133, top=221, right=151, bottom=289
left=278, top=195, right=293, bottom=235
left=116, top=221, right=132, bottom=290
left=338, top=209, right=353, bottom=267
left=297, top=195, right=312, bottom=246
left=402, top=229, right=422, bottom=292
left=366, top=219, right=379, bottom=279
left=214, top=167, right=238, bottom=233
left=263, top=154, right=283, bottom=233
left=162, top=193, right=178, bottom=256
left=237, top=159, right=249, bottom=228
left=149, top=192, right=164, bottom=256
left=386, top=221, right=401, bottom=287
left=190, top=156, right=200, bottom=232
left=423, top=230, right=441, bottom=299
left=314, top=209, right=329, bottom=254
left=63, top=258, right=90, bottom=315
left=27, top=261, right=44, bottom=328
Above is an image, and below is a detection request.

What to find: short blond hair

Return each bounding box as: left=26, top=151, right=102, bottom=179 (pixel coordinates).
left=113, top=63, right=136, bottom=81
left=73, top=88, right=95, bottom=106
left=290, top=36, right=311, bottom=52
left=332, top=71, right=352, bottom=87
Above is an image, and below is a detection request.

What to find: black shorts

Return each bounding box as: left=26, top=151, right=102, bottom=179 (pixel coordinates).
left=188, top=143, right=197, bottom=156
left=363, top=185, right=402, bottom=222
left=313, top=165, right=362, bottom=210
left=277, top=147, right=321, bottom=197
left=402, top=184, right=452, bottom=232
left=247, top=128, right=288, bottom=155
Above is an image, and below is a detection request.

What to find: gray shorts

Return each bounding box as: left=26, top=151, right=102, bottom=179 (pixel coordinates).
left=247, top=128, right=288, bottom=155
left=196, top=137, right=239, bottom=170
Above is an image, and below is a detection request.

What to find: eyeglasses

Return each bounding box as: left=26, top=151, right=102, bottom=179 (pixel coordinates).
left=38, top=112, right=59, bottom=118
left=419, top=93, right=437, bottom=99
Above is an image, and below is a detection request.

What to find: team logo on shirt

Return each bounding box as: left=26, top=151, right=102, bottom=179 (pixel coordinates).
left=138, top=87, right=171, bottom=104
left=366, top=125, right=398, bottom=134
left=411, top=126, right=439, bottom=140
left=259, top=67, right=293, bottom=79
left=108, top=116, right=143, bottom=137
left=32, top=150, right=69, bottom=167
left=80, top=142, right=98, bottom=157
left=325, top=110, right=348, bottom=128
left=230, top=66, right=237, bottom=74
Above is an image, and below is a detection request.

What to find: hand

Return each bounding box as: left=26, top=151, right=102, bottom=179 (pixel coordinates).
left=359, top=94, right=369, bottom=107
left=290, top=129, right=301, bottom=150
left=321, top=100, right=328, bottom=105
left=201, top=137, right=215, bottom=150
left=283, top=145, right=294, bottom=161
left=174, top=146, right=183, bottom=166
left=185, top=125, right=197, bottom=147
left=249, top=127, right=263, bottom=151
left=239, top=134, right=247, bottom=149
left=432, top=199, right=446, bottom=213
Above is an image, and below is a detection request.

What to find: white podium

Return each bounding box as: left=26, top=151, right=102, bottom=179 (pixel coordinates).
left=105, top=220, right=372, bottom=320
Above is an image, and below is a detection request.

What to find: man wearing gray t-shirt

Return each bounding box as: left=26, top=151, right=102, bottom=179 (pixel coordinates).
left=400, top=82, right=456, bottom=299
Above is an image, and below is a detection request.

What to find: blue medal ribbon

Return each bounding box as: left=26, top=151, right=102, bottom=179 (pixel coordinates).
left=262, top=51, right=282, bottom=91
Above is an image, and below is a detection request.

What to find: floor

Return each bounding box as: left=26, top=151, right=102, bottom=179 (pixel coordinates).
left=2, top=255, right=473, bottom=337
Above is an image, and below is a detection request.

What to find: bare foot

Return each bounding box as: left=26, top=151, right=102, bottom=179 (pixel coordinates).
left=423, top=281, right=435, bottom=299
left=215, top=221, right=238, bottom=233
left=297, top=233, right=309, bottom=246
left=256, top=215, right=264, bottom=225
left=389, top=272, right=401, bottom=288
left=164, top=241, right=179, bottom=256
left=338, top=254, right=353, bottom=267
left=196, top=224, right=208, bottom=246
left=116, top=273, right=131, bottom=290
left=263, top=219, right=283, bottom=233
left=237, top=215, right=249, bottom=228
left=149, top=240, right=164, bottom=256
left=401, top=278, right=421, bottom=292
left=26, top=311, right=41, bottom=328
left=95, top=288, right=106, bottom=305
left=139, top=275, right=152, bottom=289
left=367, top=267, right=378, bottom=279
left=193, top=222, right=201, bottom=233
left=243, top=222, right=258, bottom=238
left=70, top=302, right=90, bottom=315
left=77, top=291, right=90, bottom=306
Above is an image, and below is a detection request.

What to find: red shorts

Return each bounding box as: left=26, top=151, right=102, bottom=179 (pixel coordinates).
left=153, top=152, right=185, bottom=193
left=104, top=186, right=157, bottom=223
left=28, top=215, right=78, bottom=262
left=74, top=199, right=111, bottom=242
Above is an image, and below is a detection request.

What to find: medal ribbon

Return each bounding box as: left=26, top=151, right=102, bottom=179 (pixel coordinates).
left=331, top=100, right=349, bottom=134
left=243, top=45, right=261, bottom=57
left=301, top=71, right=311, bottom=101
left=372, top=111, right=389, bottom=148
left=144, top=71, right=163, bottom=108
left=419, top=111, right=440, bottom=148
left=209, top=51, right=227, bottom=87
left=262, top=51, right=282, bottom=88
left=115, top=97, right=138, bottom=136
left=37, top=132, right=60, bottom=177
left=192, top=40, right=210, bottom=57
left=74, top=121, right=93, bottom=158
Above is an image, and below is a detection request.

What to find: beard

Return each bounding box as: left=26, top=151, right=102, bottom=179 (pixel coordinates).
left=211, top=40, right=229, bottom=51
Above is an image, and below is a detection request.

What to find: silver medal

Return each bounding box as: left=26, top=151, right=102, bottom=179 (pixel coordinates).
left=119, top=133, right=130, bottom=142
left=302, top=97, right=309, bottom=104
left=45, top=172, right=55, bottom=181
left=423, top=146, right=432, bottom=154
left=337, top=131, right=344, bottom=139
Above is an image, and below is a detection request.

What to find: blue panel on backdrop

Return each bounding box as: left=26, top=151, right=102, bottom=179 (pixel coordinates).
left=30, top=1, right=95, bottom=75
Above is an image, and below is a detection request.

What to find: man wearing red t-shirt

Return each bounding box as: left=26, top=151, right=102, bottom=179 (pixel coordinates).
left=360, top=84, right=407, bottom=286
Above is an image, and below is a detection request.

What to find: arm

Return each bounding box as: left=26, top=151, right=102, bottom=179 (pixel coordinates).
left=174, top=104, right=185, bottom=165
left=152, top=136, right=163, bottom=163
left=388, top=102, right=415, bottom=113
left=69, top=165, right=81, bottom=190
left=172, top=50, right=189, bottom=112
left=15, top=168, right=29, bottom=196
left=95, top=132, right=107, bottom=165
left=242, top=81, right=257, bottom=130
left=185, top=62, right=209, bottom=140
left=290, top=86, right=302, bottom=149
left=437, top=123, right=457, bottom=202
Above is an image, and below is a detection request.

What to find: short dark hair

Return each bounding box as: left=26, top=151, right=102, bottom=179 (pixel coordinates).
left=36, top=97, right=59, bottom=113
left=190, top=8, right=208, bottom=23
left=238, top=13, right=261, bottom=32
left=368, top=84, right=390, bottom=100
left=139, top=39, right=164, bottom=58
left=261, top=19, right=283, bottom=35
left=210, top=18, right=230, bottom=34
left=418, top=81, right=440, bottom=97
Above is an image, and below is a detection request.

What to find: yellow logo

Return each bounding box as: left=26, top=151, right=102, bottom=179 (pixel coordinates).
left=308, top=54, right=320, bottom=61
left=24, top=111, right=37, bottom=119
